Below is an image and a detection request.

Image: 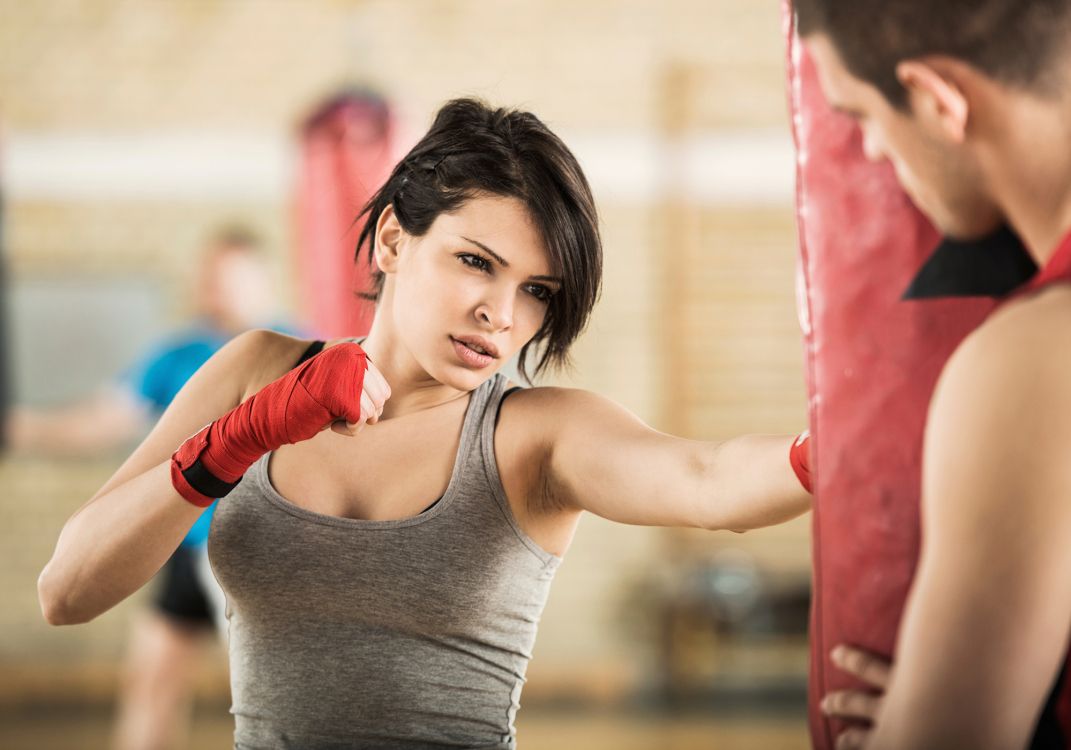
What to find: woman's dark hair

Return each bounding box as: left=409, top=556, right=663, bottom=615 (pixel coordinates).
left=795, top=0, right=1071, bottom=110
left=354, top=98, right=602, bottom=383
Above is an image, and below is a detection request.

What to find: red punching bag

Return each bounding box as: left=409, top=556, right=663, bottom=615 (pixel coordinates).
left=782, top=4, right=998, bottom=747
left=295, top=92, right=395, bottom=339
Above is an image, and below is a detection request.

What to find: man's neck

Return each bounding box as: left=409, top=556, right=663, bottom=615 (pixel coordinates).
left=985, top=86, right=1071, bottom=265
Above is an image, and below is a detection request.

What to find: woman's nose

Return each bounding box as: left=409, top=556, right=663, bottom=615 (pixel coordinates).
left=476, top=299, right=512, bottom=331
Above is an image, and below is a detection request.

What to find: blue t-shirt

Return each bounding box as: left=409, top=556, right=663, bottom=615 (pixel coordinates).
left=120, top=321, right=296, bottom=547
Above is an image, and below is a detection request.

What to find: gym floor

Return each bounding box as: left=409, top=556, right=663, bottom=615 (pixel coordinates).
left=0, top=706, right=809, bottom=749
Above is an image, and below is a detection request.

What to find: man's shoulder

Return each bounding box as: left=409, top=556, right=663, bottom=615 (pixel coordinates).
left=160, top=324, right=301, bottom=356
left=931, top=285, right=1071, bottom=486
left=993, top=282, right=1071, bottom=332
left=128, top=328, right=226, bottom=402
left=950, top=284, right=1071, bottom=384
left=925, top=286, right=1071, bottom=557
left=155, top=325, right=227, bottom=353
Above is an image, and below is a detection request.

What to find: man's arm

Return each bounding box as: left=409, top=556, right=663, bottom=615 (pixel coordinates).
left=6, top=387, right=152, bottom=456
left=533, top=386, right=810, bottom=532
left=869, top=299, right=1071, bottom=749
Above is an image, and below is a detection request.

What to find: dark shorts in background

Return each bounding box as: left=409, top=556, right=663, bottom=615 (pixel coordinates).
left=153, top=544, right=215, bottom=628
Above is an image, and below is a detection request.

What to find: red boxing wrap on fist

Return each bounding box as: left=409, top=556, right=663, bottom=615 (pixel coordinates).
left=170, top=343, right=368, bottom=507
left=790, top=430, right=813, bottom=494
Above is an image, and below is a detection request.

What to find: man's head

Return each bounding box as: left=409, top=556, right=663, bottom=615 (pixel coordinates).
left=795, top=0, right=1071, bottom=240
left=795, top=1, right=1071, bottom=110
left=196, top=226, right=275, bottom=334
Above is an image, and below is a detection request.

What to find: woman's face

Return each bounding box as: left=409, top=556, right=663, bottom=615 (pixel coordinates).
left=383, top=194, right=562, bottom=391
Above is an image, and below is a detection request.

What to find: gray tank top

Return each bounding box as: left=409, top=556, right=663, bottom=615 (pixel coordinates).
left=209, top=373, right=562, bottom=749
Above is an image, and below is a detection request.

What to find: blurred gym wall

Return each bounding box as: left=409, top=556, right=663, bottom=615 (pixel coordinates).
left=0, top=0, right=806, bottom=710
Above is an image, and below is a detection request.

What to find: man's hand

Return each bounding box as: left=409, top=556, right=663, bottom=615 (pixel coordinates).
left=822, top=644, right=892, bottom=750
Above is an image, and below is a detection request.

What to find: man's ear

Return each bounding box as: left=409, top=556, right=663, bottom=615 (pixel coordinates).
left=896, top=59, right=970, bottom=144
left=374, top=205, right=404, bottom=274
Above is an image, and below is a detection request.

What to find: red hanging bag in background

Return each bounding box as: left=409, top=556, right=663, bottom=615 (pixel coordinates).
left=781, top=4, right=997, bottom=746
left=295, top=92, right=396, bottom=339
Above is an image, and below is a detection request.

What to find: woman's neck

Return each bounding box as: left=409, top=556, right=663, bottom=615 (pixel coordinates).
left=358, top=324, right=469, bottom=421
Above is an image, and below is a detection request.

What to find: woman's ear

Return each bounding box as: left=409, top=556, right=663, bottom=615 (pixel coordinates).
left=374, top=205, right=404, bottom=274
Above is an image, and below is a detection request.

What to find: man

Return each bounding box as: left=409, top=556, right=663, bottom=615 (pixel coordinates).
left=9, top=226, right=289, bottom=750
left=793, top=1, right=1071, bottom=747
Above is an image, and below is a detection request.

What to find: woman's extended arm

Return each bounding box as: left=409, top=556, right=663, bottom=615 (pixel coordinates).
left=536, top=387, right=810, bottom=531
left=36, top=330, right=300, bottom=625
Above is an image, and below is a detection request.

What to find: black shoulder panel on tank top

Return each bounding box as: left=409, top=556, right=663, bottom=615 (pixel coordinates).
left=495, top=386, right=523, bottom=427
left=294, top=341, right=326, bottom=368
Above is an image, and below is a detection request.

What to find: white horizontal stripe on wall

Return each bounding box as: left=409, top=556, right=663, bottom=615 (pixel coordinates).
left=3, top=128, right=794, bottom=206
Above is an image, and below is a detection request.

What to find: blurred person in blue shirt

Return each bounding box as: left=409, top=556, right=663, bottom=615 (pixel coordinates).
left=9, top=226, right=296, bottom=750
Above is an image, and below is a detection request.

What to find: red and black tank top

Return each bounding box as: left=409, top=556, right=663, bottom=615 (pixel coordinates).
left=1007, top=228, right=1071, bottom=749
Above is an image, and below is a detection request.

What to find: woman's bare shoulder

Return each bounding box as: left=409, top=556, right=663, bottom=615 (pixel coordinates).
left=234, top=329, right=322, bottom=400
left=504, top=383, right=610, bottom=410
left=499, top=383, right=609, bottom=436
left=499, top=384, right=650, bottom=464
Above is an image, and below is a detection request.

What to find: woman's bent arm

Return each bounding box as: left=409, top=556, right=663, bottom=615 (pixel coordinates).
left=38, top=463, right=206, bottom=625
left=37, top=329, right=295, bottom=625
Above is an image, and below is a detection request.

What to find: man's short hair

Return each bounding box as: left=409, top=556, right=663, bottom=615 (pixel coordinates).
left=207, top=224, right=263, bottom=254
left=795, top=0, right=1071, bottom=109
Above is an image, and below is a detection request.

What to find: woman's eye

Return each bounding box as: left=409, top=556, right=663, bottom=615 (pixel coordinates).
left=459, top=253, right=491, bottom=272
left=459, top=253, right=552, bottom=302
left=526, top=284, right=553, bottom=303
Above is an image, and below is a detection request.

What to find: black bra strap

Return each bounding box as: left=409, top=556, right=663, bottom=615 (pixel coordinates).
left=294, top=340, right=326, bottom=368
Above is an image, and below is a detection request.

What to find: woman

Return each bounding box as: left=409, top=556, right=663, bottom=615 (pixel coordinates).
left=38, top=99, right=812, bottom=749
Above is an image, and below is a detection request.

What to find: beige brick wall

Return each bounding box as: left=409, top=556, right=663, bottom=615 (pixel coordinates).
left=0, top=1, right=789, bottom=131
left=1, top=0, right=807, bottom=702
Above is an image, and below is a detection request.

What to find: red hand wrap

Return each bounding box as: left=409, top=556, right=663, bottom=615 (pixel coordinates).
left=170, top=343, right=368, bottom=507
left=790, top=430, right=813, bottom=494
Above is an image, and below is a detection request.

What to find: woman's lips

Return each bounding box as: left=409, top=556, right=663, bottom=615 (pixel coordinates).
left=451, top=337, right=494, bottom=368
